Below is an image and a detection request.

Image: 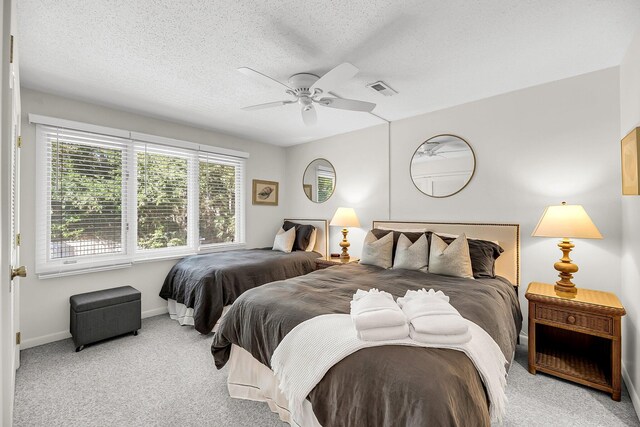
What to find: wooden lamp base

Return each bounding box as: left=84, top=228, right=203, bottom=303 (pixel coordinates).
left=553, top=238, right=579, bottom=294
left=339, top=228, right=351, bottom=260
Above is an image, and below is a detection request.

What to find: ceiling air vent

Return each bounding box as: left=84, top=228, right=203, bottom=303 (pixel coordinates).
left=366, top=81, right=397, bottom=96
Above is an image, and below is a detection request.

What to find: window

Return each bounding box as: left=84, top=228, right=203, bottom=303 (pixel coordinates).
left=316, top=167, right=335, bottom=202
left=35, top=120, right=246, bottom=277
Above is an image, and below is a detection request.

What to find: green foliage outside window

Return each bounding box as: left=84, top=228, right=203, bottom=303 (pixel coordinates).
left=50, top=141, right=239, bottom=258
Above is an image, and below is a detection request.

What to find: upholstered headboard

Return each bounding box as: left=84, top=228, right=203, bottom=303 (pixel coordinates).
left=284, top=218, right=329, bottom=258
left=372, top=221, right=520, bottom=286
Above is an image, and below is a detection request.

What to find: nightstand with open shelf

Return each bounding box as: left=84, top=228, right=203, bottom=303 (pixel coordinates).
left=525, top=282, right=625, bottom=401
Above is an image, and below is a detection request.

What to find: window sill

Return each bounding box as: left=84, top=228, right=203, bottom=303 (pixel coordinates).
left=36, top=242, right=247, bottom=279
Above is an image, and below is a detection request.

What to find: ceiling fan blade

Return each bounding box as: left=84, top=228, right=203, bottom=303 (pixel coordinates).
left=237, top=67, right=292, bottom=91
left=310, top=63, right=359, bottom=92
left=317, top=97, right=376, bottom=112
left=301, top=105, right=317, bottom=126
left=241, top=100, right=295, bottom=111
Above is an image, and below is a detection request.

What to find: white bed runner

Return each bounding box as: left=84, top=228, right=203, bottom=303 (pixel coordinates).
left=167, top=299, right=230, bottom=333
left=271, top=313, right=508, bottom=423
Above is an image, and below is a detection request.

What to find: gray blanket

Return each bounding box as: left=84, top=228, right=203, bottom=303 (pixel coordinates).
left=159, top=249, right=320, bottom=333
left=211, top=263, right=522, bottom=426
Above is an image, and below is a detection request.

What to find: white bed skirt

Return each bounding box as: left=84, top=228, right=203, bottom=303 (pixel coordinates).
left=167, top=299, right=230, bottom=333
left=227, top=344, right=322, bottom=427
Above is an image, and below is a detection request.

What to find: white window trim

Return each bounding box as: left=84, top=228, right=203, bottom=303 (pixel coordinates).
left=32, top=115, right=249, bottom=278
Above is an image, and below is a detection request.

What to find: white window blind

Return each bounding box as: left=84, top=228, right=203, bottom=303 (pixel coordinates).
left=36, top=125, right=131, bottom=274
left=35, top=121, right=247, bottom=277
left=316, top=167, right=335, bottom=202
left=198, top=151, right=244, bottom=247
left=135, top=143, right=193, bottom=252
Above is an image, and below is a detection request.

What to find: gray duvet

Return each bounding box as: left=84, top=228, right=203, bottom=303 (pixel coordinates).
left=159, top=249, right=320, bottom=333
left=211, top=263, right=522, bottom=427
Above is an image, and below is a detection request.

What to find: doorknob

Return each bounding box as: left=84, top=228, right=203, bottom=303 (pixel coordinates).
left=11, top=265, right=26, bottom=280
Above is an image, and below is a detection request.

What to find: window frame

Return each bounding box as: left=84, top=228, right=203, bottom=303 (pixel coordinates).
left=33, top=115, right=248, bottom=278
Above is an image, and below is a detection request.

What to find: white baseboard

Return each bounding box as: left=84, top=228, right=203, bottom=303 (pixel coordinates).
left=21, top=330, right=72, bottom=350
left=519, top=331, right=528, bottom=346
left=21, top=305, right=169, bottom=350
left=623, top=365, right=640, bottom=420
left=142, top=306, right=168, bottom=318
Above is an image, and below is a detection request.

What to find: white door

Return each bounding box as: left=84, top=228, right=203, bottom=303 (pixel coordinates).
left=1, top=0, right=21, bottom=423
left=9, top=33, right=21, bottom=368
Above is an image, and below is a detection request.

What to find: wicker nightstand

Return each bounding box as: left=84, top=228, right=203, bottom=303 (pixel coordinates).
left=315, top=257, right=360, bottom=270
left=525, top=282, right=626, bottom=401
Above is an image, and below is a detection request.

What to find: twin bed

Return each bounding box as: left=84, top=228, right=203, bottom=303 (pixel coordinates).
left=210, top=221, right=523, bottom=426
left=159, top=219, right=328, bottom=333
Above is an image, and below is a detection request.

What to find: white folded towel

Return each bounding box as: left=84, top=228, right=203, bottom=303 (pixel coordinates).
left=398, top=289, right=470, bottom=337
left=352, top=308, right=407, bottom=330
left=357, top=323, right=410, bottom=341
left=400, top=288, right=450, bottom=303
left=398, top=296, right=460, bottom=321
left=411, top=314, right=469, bottom=336
left=410, top=326, right=472, bottom=345
left=350, top=289, right=407, bottom=332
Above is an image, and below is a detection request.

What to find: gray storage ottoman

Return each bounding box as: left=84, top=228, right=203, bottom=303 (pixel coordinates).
left=70, top=285, right=141, bottom=352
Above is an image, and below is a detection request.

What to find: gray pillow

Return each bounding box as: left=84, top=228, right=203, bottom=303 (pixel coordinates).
left=393, top=233, right=428, bottom=272
left=359, top=231, right=393, bottom=269
left=428, top=233, right=474, bottom=279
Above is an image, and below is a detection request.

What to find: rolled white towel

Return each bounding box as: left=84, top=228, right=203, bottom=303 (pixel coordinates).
left=399, top=288, right=450, bottom=303
left=398, top=296, right=460, bottom=321
left=352, top=308, right=407, bottom=331
left=357, top=323, right=410, bottom=341
left=411, top=314, right=469, bottom=336
left=350, top=289, right=407, bottom=331
left=410, top=326, right=472, bottom=345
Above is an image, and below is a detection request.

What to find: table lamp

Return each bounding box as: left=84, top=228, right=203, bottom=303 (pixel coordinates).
left=330, top=207, right=361, bottom=260
left=531, top=202, right=602, bottom=293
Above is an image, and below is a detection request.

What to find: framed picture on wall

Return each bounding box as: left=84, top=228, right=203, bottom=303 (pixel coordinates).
left=252, top=179, right=279, bottom=205
left=621, top=127, right=640, bottom=195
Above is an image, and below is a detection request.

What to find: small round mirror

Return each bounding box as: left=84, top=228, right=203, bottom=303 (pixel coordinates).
left=303, top=158, right=336, bottom=203
left=410, top=134, right=475, bottom=197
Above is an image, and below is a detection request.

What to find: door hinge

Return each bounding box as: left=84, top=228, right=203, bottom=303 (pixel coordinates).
left=9, top=35, right=13, bottom=64
left=17, top=135, right=22, bottom=148
left=16, top=233, right=20, bottom=246
left=15, top=332, right=20, bottom=345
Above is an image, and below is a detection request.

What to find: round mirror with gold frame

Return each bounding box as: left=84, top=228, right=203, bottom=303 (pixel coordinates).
left=303, top=158, right=336, bottom=203
left=410, top=134, right=475, bottom=198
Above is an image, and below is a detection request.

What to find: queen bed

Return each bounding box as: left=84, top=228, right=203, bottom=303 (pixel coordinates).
left=159, top=219, right=328, bottom=334
left=210, top=221, right=522, bottom=426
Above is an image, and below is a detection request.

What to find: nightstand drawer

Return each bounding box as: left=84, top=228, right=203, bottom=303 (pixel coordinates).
left=536, top=305, right=612, bottom=335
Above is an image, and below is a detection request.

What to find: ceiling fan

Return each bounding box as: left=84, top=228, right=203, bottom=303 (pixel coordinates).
left=237, top=63, right=376, bottom=126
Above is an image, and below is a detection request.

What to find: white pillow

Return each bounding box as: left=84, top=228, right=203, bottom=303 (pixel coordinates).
left=273, top=227, right=296, bottom=253
left=359, top=231, right=393, bottom=269
left=393, top=233, right=429, bottom=272
left=305, top=227, right=317, bottom=252
left=428, top=233, right=474, bottom=279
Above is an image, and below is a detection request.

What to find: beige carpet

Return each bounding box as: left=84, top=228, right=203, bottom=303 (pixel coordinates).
left=14, top=314, right=640, bottom=426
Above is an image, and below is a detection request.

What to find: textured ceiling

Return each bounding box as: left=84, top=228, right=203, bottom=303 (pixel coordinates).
left=17, top=0, right=640, bottom=146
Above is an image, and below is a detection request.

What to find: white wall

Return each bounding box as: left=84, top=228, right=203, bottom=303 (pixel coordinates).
left=284, top=123, right=389, bottom=257
left=286, top=71, right=621, bottom=322
left=390, top=68, right=622, bottom=322
left=19, top=88, right=287, bottom=347
left=620, top=30, right=640, bottom=414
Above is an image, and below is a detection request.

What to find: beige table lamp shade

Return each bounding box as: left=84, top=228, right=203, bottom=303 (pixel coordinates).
left=532, top=203, right=602, bottom=239
left=330, top=207, right=361, bottom=228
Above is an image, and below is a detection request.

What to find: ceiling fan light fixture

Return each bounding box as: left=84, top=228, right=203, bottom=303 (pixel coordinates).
left=239, top=63, right=377, bottom=126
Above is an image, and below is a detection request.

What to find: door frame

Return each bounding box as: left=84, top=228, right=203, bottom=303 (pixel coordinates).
left=1, top=0, right=17, bottom=424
